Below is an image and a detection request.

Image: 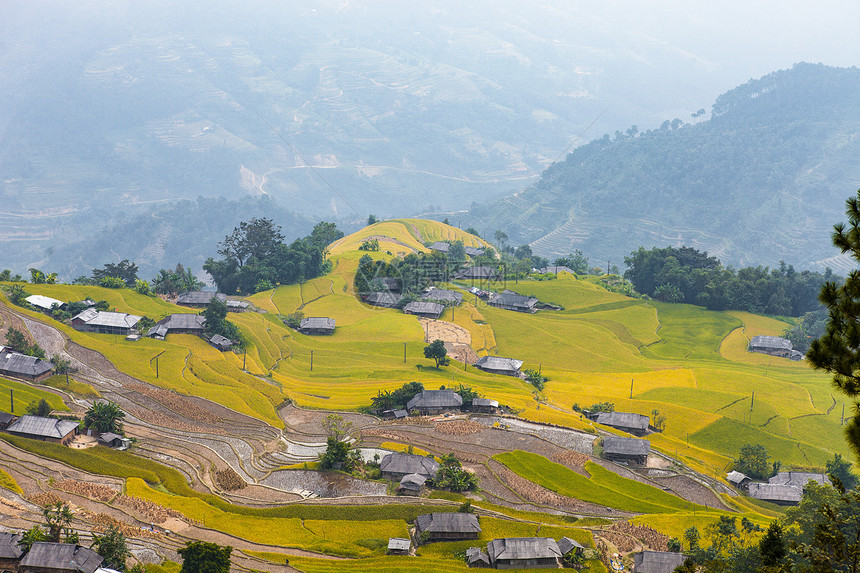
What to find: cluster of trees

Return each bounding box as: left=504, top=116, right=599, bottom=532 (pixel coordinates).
left=733, top=444, right=780, bottom=481
left=369, top=381, right=481, bottom=411
left=18, top=503, right=130, bottom=570
left=151, top=264, right=205, bottom=296
left=671, top=477, right=860, bottom=572
left=201, top=298, right=241, bottom=344
left=354, top=250, right=450, bottom=296
left=623, top=246, right=834, bottom=315
left=782, top=310, right=827, bottom=354
left=5, top=327, right=46, bottom=359
left=204, top=218, right=342, bottom=294
left=432, top=453, right=479, bottom=492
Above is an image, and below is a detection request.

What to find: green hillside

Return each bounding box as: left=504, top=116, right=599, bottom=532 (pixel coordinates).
left=469, top=63, right=860, bottom=273
left=7, top=218, right=848, bottom=480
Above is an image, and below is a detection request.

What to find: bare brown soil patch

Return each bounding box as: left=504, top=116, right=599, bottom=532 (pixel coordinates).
left=419, top=318, right=479, bottom=364
left=551, top=450, right=590, bottom=467
left=435, top=420, right=484, bottom=436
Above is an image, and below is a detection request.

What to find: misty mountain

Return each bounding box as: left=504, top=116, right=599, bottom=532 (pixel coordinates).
left=4, top=0, right=851, bottom=276
left=468, top=64, right=860, bottom=273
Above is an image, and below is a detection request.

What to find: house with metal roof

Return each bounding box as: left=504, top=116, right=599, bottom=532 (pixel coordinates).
left=602, top=436, right=651, bottom=465
left=0, top=532, right=24, bottom=571
left=0, top=349, right=54, bottom=382
left=769, top=471, right=830, bottom=488
left=594, top=411, right=650, bottom=436
left=377, top=278, right=401, bottom=292
left=748, top=335, right=793, bottom=358
left=633, top=550, right=687, bottom=573
left=536, top=266, right=576, bottom=275
left=0, top=412, right=15, bottom=430
left=420, top=288, right=463, bottom=306
left=557, top=537, right=585, bottom=557
left=226, top=300, right=250, bottom=312
left=300, top=317, right=336, bottom=335
left=403, top=301, right=444, bottom=319
left=429, top=241, right=450, bottom=254
left=471, top=398, right=500, bottom=413
left=416, top=513, right=481, bottom=542
left=364, top=291, right=401, bottom=308
left=6, top=415, right=79, bottom=446
left=465, top=547, right=490, bottom=568
left=71, top=309, right=141, bottom=336
left=486, top=538, right=561, bottom=569
left=454, top=267, right=500, bottom=281
left=473, top=356, right=523, bottom=377
left=209, top=334, right=233, bottom=351
left=387, top=538, right=411, bottom=556
left=406, top=389, right=463, bottom=414
left=20, top=543, right=103, bottom=573
left=727, top=470, right=751, bottom=491
left=380, top=453, right=440, bottom=481
left=175, top=291, right=227, bottom=308
left=147, top=314, right=206, bottom=339
left=398, top=473, right=426, bottom=495
left=748, top=483, right=803, bottom=506
left=25, top=295, right=64, bottom=312
left=488, top=291, right=538, bottom=313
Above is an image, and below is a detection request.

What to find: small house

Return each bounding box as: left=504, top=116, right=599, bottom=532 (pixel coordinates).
left=768, top=472, right=830, bottom=488
left=226, top=300, right=250, bottom=312
left=415, top=513, right=481, bottom=542
left=473, top=356, right=523, bottom=377
left=20, top=543, right=103, bottom=573
left=0, top=350, right=54, bottom=383
left=0, top=532, right=23, bottom=571
left=387, top=538, right=411, bottom=556
left=594, top=411, right=650, bottom=436
left=403, top=301, right=444, bottom=319
left=380, top=452, right=440, bottom=481
left=5, top=416, right=79, bottom=446
left=97, top=432, right=127, bottom=449
left=175, top=291, right=227, bottom=308
left=488, top=291, right=538, bottom=313
left=25, top=295, right=64, bottom=313
left=147, top=314, right=206, bottom=339
left=747, top=483, right=803, bottom=506
left=420, top=288, right=463, bottom=306
left=726, top=470, right=751, bottom=491
left=558, top=537, right=585, bottom=557
left=454, top=267, right=500, bottom=281
left=71, top=309, right=141, bottom=336
left=380, top=409, right=409, bottom=420
left=748, top=335, right=793, bottom=358
left=465, top=547, right=490, bottom=568
left=398, top=473, right=426, bottom=495
left=486, top=537, right=561, bottom=569
left=209, top=334, right=233, bottom=351
left=406, top=389, right=463, bottom=415
left=364, top=291, right=401, bottom=308
left=465, top=246, right=485, bottom=258
left=299, top=317, right=336, bottom=335
left=633, top=550, right=687, bottom=573
left=601, top=436, right=651, bottom=465
left=536, top=266, right=576, bottom=275
left=471, top=398, right=499, bottom=414
left=428, top=241, right=450, bottom=254
left=0, top=412, right=15, bottom=431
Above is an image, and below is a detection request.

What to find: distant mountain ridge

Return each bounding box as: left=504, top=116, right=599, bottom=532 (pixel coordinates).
left=468, top=63, right=860, bottom=273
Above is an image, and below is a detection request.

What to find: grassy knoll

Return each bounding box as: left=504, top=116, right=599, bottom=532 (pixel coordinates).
left=0, top=468, right=23, bottom=494
left=494, top=451, right=709, bottom=514
left=0, top=376, right=69, bottom=414
left=3, top=220, right=849, bottom=481
left=41, top=375, right=100, bottom=397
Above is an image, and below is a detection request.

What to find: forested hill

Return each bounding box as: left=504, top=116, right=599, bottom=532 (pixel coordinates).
left=468, top=63, right=860, bottom=273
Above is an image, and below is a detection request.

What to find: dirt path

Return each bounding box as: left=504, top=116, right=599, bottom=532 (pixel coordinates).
left=418, top=317, right=479, bottom=364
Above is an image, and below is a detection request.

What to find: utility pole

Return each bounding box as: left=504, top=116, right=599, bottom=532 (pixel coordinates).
left=243, top=349, right=246, bottom=370
left=630, top=378, right=634, bottom=399
left=310, top=350, right=314, bottom=371
left=843, top=404, right=846, bottom=425
left=751, top=391, right=755, bottom=411
left=155, top=354, right=159, bottom=378
left=10, top=389, right=13, bottom=413
left=404, top=342, right=407, bottom=363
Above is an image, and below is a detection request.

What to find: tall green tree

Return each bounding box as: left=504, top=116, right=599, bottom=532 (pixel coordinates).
left=84, top=401, right=126, bottom=434
left=91, top=526, right=130, bottom=571
left=92, top=260, right=139, bottom=287
left=43, top=502, right=74, bottom=542
left=809, top=190, right=860, bottom=458
left=177, top=541, right=232, bottom=573
left=424, top=339, right=449, bottom=368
